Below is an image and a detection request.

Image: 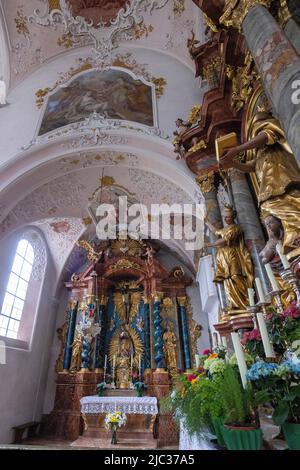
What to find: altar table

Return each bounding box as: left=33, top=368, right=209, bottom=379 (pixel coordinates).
left=80, top=396, right=158, bottom=444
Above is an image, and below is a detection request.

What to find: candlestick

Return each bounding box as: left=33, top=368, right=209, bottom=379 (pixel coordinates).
left=280, top=268, right=300, bottom=309
left=276, top=243, right=290, bottom=269
left=255, top=278, right=266, bottom=303
left=256, top=312, right=275, bottom=358
left=265, top=263, right=279, bottom=292
left=248, top=288, right=255, bottom=307
left=231, top=332, right=248, bottom=389
left=103, top=354, right=107, bottom=382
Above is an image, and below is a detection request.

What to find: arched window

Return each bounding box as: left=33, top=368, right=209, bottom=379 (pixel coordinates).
left=0, top=239, right=34, bottom=338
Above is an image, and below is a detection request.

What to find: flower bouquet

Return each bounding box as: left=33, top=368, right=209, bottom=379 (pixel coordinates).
left=96, top=382, right=107, bottom=397
left=104, top=411, right=127, bottom=445
left=241, top=329, right=265, bottom=359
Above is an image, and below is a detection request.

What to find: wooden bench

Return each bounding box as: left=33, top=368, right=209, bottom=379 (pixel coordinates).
left=12, top=421, right=41, bottom=444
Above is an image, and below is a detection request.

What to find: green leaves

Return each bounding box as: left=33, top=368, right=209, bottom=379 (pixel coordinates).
left=273, top=402, right=290, bottom=426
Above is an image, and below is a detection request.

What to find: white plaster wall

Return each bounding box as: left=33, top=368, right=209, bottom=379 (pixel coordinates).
left=0, top=229, right=57, bottom=443
left=0, top=45, right=202, bottom=167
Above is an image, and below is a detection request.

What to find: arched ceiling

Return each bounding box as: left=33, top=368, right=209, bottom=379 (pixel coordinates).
left=0, top=0, right=203, bottom=89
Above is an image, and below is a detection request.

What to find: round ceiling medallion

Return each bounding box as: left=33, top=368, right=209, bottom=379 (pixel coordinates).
left=68, top=0, right=128, bottom=27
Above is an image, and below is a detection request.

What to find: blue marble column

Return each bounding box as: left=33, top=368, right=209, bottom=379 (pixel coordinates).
left=153, top=293, right=166, bottom=370
left=143, top=297, right=151, bottom=370
left=242, top=5, right=300, bottom=166
left=177, top=296, right=191, bottom=371
left=94, top=296, right=108, bottom=371
left=63, top=300, right=78, bottom=371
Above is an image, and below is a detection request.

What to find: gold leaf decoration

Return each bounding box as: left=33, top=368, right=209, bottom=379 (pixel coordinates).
left=57, top=32, right=75, bottom=49
left=152, top=77, right=167, bottom=99
left=49, top=0, right=61, bottom=11
left=108, top=326, right=144, bottom=368
left=132, top=23, right=154, bottom=39
left=14, top=8, right=29, bottom=36
left=187, top=105, right=202, bottom=125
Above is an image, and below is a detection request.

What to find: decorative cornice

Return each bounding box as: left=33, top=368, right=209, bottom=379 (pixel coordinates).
left=22, top=112, right=168, bottom=151
left=219, top=0, right=273, bottom=31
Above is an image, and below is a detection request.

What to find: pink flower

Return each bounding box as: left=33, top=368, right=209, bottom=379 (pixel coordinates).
left=283, top=302, right=300, bottom=319
left=202, top=349, right=211, bottom=356
left=241, top=329, right=261, bottom=344
left=187, top=374, right=197, bottom=383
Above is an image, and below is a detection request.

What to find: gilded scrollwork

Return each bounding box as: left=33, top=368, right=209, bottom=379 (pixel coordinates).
left=226, top=52, right=259, bottom=112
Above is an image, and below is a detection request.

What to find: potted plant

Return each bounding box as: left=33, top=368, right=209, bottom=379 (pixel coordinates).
left=218, top=365, right=264, bottom=450
left=134, top=380, right=147, bottom=397
left=96, top=381, right=107, bottom=397
left=247, top=357, right=300, bottom=449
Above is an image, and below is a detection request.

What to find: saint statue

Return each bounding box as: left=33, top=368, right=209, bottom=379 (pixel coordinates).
left=55, top=322, right=68, bottom=373
left=70, top=333, right=83, bottom=373
left=163, top=324, right=177, bottom=376
left=259, top=215, right=284, bottom=265
left=115, top=331, right=131, bottom=389
left=220, top=111, right=300, bottom=259
left=205, top=205, right=254, bottom=311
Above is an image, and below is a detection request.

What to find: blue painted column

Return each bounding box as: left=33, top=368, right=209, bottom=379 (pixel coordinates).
left=153, top=292, right=166, bottom=370
left=177, top=296, right=191, bottom=371
left=143, top=296, right=151, bottom=370
left=63, top=300, right=78, bottom=371
left=94, top=295, right=108, bottom=371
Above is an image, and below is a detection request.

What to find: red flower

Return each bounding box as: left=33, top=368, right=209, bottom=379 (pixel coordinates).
left=241, top=329, right=261, bottom=345
left=177, top=382, right=182, bottom=391
left=283, top=302, right=300, bottom=319
left=197, top=367, right=205, bottom=374
left=202, top=349, right=211, bottom=356
left=187, top=374, right=197, bottom=383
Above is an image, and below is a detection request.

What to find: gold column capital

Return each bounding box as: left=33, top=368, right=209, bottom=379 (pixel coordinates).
left=69, top=300, right=78, bottom=310
left=86, top=294, right=96, bottom=304
left=143, top=295, right=151, bottom=304
left=177, top=296, right=187, bottom=307
left=152, top=292, right=164, bottom=302
left=99, top=295, right=108, bottom=306
left=220, top=0, right=272, bottom=31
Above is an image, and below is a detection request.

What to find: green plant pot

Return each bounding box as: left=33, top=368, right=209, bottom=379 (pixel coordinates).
left=212, top=417, right=226, bottom=447
left=222, top=425, right=263, bottom=450
left=282, top=422, right=300, bottom=450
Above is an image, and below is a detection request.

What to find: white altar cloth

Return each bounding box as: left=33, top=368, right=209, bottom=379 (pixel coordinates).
left=80, top=396, right=158, bottom=415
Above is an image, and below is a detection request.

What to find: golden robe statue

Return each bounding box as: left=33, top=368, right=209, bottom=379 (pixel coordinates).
left=220, top=111, right=300, bottom=259
left=206, top=205, right=254, bottom=311
left=163, top=324, right=177, bottom=376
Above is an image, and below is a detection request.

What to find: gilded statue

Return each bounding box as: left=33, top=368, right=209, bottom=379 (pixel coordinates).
left=115, top=332, right=131, bottom=389
left=163, top=323, right=177, bottom=376
left=55, top=322, right=68, bottom=373
left=70, top=333, right=83, bottom=372
left=220, top=111, right=300, bottom=259
left=205, top=205, right=254, bottom=311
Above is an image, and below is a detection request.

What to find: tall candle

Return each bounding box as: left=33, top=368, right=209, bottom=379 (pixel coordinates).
left=231, top=332, right=248, bottom=389
left=257, top=312, right=275, bottom=358
left=265, top=263, right=279, bottom=291
left=276, top=243, right=290, bottom=269
left=138, top=354, right=141, bottom=380
left=255, top=278, right=265, bottom=303
left=248, top=288, right=255, bottom=307
left=103, top=354, right=107, bottom=381
left=195, top=354, right=200, bottom=368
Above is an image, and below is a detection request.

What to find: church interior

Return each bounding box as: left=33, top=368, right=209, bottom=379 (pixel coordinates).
left=0, top=0, right=300, bottom=451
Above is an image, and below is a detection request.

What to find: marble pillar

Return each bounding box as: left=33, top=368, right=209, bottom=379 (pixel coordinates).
left=63, top=301, right=78, bottom=371
left=242, top=5, right=300, bottom=166
left=196, top=175, right=228, bottom=309
left=229, top=169, right=269, bottom=294
left=94, top=296, right=108, bottom=371
left=177, top=297, right=192, bottom=371
left=284, top=17, right=300, bottom=54
left=153, top=293, right=166, bottom=370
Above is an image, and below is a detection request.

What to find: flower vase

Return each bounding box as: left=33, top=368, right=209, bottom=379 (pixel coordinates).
left=111, top=427, right=117, bottom=445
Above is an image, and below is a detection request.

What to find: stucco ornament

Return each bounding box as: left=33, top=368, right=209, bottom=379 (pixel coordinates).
left=29, top=0, right=169, bottom=59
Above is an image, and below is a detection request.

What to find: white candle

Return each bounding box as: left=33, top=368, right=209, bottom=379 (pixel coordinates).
left=265, top=263, right=279, bottom=291
left=103, top=354, right=107, bottom=381
left=138, top=354, right=141, bottom=380
left=195, top=354, right=200, bottom=368
left=276, top=242, right=290, bottom=269
left=231, top=332, right=248, bottom=389
left=248, top=288, right=255, bottom=307
left=257, top=312, right=275, bottom=358
left=255, top=278, right=265, bottom=303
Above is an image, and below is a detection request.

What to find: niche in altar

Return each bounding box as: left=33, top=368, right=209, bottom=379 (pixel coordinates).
left=47, top=238, right=202, bottom=446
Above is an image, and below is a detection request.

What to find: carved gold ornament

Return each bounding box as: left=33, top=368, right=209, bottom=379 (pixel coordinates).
left=151, top=77, right=167, bottom=99
left=202, top=56, right=223, bottom=89
left=195, top=173, right=215, bottom=193
left=111, top=239, right=145, bottom=257
left=76, top=240, right=102, bottom=263
left=189, top=139, right=207, bottom=154
left=226, top=52, right=259, bottom=112
left=111, top=259, right=141, bottom=271
left=188, top=105, right=202, bottom=125
left=220, top=0, right=273, bottom=31
left=49, top=0, right=61, bottom=12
